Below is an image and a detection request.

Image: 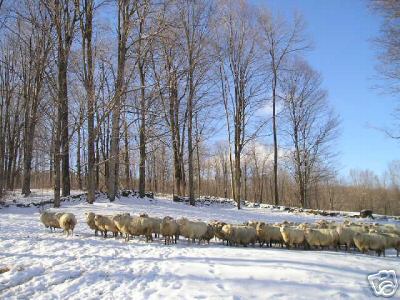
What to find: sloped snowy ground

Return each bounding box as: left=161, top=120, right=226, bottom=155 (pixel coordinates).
left=0, top=191, right=399, bottom=299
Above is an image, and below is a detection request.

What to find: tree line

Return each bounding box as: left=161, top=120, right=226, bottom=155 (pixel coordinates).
left=0, top=0, right=398, bottom=215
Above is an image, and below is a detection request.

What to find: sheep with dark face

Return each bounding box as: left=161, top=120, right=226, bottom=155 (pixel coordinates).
left=201, top=224, right=215, bottom=244
left=210, top=221, right=227, bottom=243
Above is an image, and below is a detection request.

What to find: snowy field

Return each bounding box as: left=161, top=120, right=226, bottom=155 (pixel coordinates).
left=0, top=190, right=399, bottom=299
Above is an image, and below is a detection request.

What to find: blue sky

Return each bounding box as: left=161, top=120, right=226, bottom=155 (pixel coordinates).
left=251, top=0, right=399, bottom=177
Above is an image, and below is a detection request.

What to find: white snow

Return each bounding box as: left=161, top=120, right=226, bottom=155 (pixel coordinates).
left=0, top=191, right=399, bottom=299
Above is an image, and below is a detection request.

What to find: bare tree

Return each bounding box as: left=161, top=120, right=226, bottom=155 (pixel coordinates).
left=258, top=10, right=309, bottom=206
left=43, top=0, right=79, bottom=206
left=179, top=0, right=211, bottom=205
left=0, top=44, right=18, bottom=197
left=214, top=0, right=261, bottom=209
left=151, top=14, right=186, bottom=199
left=79, top=0, right=96, bottom=203
left=370, top=0, right=400, bottom=139
left=18, top=1, right=53, bottom=196
left=281, top=59, right=339, bottom=208
left=371, top=0, right=400, bottom=94
left=108, top=0, right=136, bottom=201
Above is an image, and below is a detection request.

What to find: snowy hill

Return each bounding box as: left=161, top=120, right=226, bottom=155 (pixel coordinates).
left=0, top=191, right=399, bottom=299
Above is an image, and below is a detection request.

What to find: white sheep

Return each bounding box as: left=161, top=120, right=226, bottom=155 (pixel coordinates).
left=112, top=214, right=133, bottom=241
left=336, top=225, right=368, bottom=251
left=177, top=218, right=208, bottom=244
left=94, top=214, right=119, bottom=238
left=85, top=212, right=101, bottom=236
left=256, top=223, right=284, bottom=247
left=353, top=232, right=386, bottom=256
left=160, top=216, right=179, bottom=245
left=40, top=211, right=61, bottom=231
left=280, top=225, right=305, bottom=249
left=222, top=224, right=256, bottom=247
left=210, top=221, right=227, bottom=244
left=381, top=233, right=400, bottom=257
left=58, top=213, right=77, bottom=236
left=127, top=215, right=154, bottom=242
left=304, top=228, right=339, bottom=250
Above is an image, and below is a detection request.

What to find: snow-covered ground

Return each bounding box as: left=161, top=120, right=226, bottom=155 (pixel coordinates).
left=0, top=191, right=399, bottom=299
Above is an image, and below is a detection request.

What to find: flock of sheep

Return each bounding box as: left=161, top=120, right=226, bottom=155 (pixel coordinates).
left=39, top=211, right=400, bottom=257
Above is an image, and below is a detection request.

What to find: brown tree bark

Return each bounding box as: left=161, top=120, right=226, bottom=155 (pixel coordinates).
left=80, top=0, right=96, bottom=203
left=108, top=0, right=134, bottom=201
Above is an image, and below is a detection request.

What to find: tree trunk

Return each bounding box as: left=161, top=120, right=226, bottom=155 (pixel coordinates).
left=54, top=111, right=62, bottom=208
left=138, top=64, right=146, bottom=198
left=235, top=150, right=241, bottom=209
left=272, top=72, right=279, bottom=206
left=108, top=1, right=130, bottom=201
left=77, top=113, right=82, bottom=190
left=21, top=101, right=35, bottom=196
left=80, top=0, right=96, bottom=204
left=124, top=119, right=130, bottom=189
left=59, top=56, right=70, bottom=197
left=187, top=72, right=195, bottom=206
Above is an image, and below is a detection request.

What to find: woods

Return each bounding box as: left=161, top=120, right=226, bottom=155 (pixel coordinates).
left=0, top=0, right=399, bottom=215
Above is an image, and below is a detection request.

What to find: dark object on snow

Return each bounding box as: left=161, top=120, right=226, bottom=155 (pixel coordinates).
left=121, top=190, right=132, bottom=197
left=173, top=195, right=187, bottom=202
left=360, top=209, right=374, bottom=219
left=146, top=192, right=154, bottom=199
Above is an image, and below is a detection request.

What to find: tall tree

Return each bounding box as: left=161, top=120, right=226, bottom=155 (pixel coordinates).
left=44, top=0, right=79, bottom=206
left=281, top=59, right=339, bottom=208
left=370, top=0, right=400, bottom=138
left=108, top=0, right=136, bottom=201
left=79, top=0, right=96, bottom=203
left=180, top=0, right=210, bottom=205
left=215, top=1, right=260, bottom=209
left=0, top=45, right=18, bottom=197
left=20, top=1, right=53, bottom=196
left=258, top=11, right=309, bottom=206
left=151, top=19, right=185, bottom=199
